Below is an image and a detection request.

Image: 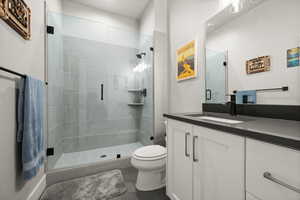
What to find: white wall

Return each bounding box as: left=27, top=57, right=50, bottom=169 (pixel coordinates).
left=47, top=0, right=63, bottom=12
left=58, top=0, right=140, bottom=48
left=62, top=0, right=139, bottom=33
left=139, top=0, right=168, bottom=35
left=48, top=0, right=138, bottom=33
left=139, top=0, right=155, bottom=36
left=168, top=0, right=219, bottom=113
left=207, top=0, right=300, bottom=105
left=0, top=0, right=46, bottom=199
left=154, top=0, right=168, bottom=33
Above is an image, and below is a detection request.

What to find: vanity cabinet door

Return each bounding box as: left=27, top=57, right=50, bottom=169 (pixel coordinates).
left=166, top=120, right=193, bottom=200
left=193, top=126, right=245, bottom=200
left=246, top=139, right=300, bottom=200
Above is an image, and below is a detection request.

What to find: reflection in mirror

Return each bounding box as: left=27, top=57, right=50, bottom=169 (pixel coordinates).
left=205, top=0, right=300, bottom=105
left=205, top=49, right=227, bottom=104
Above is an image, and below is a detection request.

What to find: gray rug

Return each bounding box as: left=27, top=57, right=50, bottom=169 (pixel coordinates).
left=40, top=170, right=127, bottom=200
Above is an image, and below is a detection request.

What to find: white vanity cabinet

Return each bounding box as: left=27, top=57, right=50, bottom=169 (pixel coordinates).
left=166, top=120, right=193, bottom=200
left=166, top=119, right=245, bottom=200
left=193, top=126, right=245, bottom=200
left=246, top=139, right=300, bottom=200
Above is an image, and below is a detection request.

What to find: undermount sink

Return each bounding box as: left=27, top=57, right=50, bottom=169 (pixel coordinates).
left=186, top=115, right=244, bottom=124
left=198, top=116, right=244, bottom=124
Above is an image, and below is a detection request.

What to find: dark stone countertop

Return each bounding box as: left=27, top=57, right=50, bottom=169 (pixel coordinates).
left=163, top=112, right=300, bottom=151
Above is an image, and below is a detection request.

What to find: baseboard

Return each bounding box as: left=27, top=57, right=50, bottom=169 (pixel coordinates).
left=26, top=175, right=46, bottom=200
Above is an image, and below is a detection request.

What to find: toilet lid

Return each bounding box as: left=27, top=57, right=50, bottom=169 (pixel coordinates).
left=134, top=145, right=167, bottom=159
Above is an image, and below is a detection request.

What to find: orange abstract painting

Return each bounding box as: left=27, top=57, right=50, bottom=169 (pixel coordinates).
left=176, top=40, right=196, bottom=81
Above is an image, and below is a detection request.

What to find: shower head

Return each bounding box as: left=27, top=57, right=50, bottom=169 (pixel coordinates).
left=136, top=52, right=146, bottom=59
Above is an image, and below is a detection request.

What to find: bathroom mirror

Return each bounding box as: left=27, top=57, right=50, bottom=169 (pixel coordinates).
left=205, top=0, right=300, bottom=105
left=205, top=49, right=227, bottom=104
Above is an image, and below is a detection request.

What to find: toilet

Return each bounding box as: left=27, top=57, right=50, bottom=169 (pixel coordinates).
left=131, top=145, right=167, bottom=191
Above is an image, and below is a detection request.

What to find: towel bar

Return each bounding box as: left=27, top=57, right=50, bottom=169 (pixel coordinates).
left=233, top=86, right=288, bottom=94
left=0, top=66, right=48, bottom=85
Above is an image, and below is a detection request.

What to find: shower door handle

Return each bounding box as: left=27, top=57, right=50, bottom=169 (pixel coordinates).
left=100, top=84, right=104, bottom=101
left=206, top=89, right=212, bottom=101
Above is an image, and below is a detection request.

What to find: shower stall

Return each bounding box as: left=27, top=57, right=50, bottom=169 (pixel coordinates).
left=46, top=11, right=154, bottom=170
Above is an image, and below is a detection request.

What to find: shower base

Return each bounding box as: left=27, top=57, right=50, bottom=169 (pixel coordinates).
left=54, top=142, right=143, bottom=169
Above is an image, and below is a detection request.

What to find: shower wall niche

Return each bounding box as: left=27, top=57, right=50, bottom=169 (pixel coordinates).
left=47, top=11, right=154, bottom=170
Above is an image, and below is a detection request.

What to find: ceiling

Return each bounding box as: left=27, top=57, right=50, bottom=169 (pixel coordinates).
left=69, top=0, right=151, bottom=19
left=207, top=0, right=266, bottom=33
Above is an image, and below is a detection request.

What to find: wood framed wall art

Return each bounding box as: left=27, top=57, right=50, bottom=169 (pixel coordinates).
left=246, top=56, right=271, bottom=74
left=0, top=0, right=31, bottom=40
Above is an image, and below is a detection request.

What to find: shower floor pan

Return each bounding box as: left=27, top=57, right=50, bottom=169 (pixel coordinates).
left=54, top=142, right=143, bottom=169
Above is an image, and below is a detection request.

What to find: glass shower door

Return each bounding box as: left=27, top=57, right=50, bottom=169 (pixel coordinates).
left=46, top=12, right=65, bottom=170
left=135, top=34, right=154, bottom=146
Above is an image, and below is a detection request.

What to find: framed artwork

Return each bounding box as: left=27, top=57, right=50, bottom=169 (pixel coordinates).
left=0, top=0, right=31, bottom=40
left=246, top=56, right=271, bottom=74
left=176, top=40, right=197, bottom=81
left=287, top=47, right=300, bottom=68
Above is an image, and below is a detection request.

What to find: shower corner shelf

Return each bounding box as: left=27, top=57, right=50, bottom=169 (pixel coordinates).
left=128, top=103, right=144, bottom=106
left=128, top=89, right=143, bottom=92
left=128, top=88, right=147, bottom=97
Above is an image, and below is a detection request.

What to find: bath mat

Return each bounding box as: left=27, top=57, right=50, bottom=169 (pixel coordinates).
left=40, top=169, right=127, bottom=200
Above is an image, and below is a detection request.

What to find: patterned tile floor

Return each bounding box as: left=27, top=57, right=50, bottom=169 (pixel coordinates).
left=114, top=168, right=170, bottom=200
left=54, top=143, right=143, bottom=169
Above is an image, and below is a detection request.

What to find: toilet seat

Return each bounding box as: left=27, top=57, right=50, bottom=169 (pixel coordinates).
left=133, top=145, right=167, bottom=161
